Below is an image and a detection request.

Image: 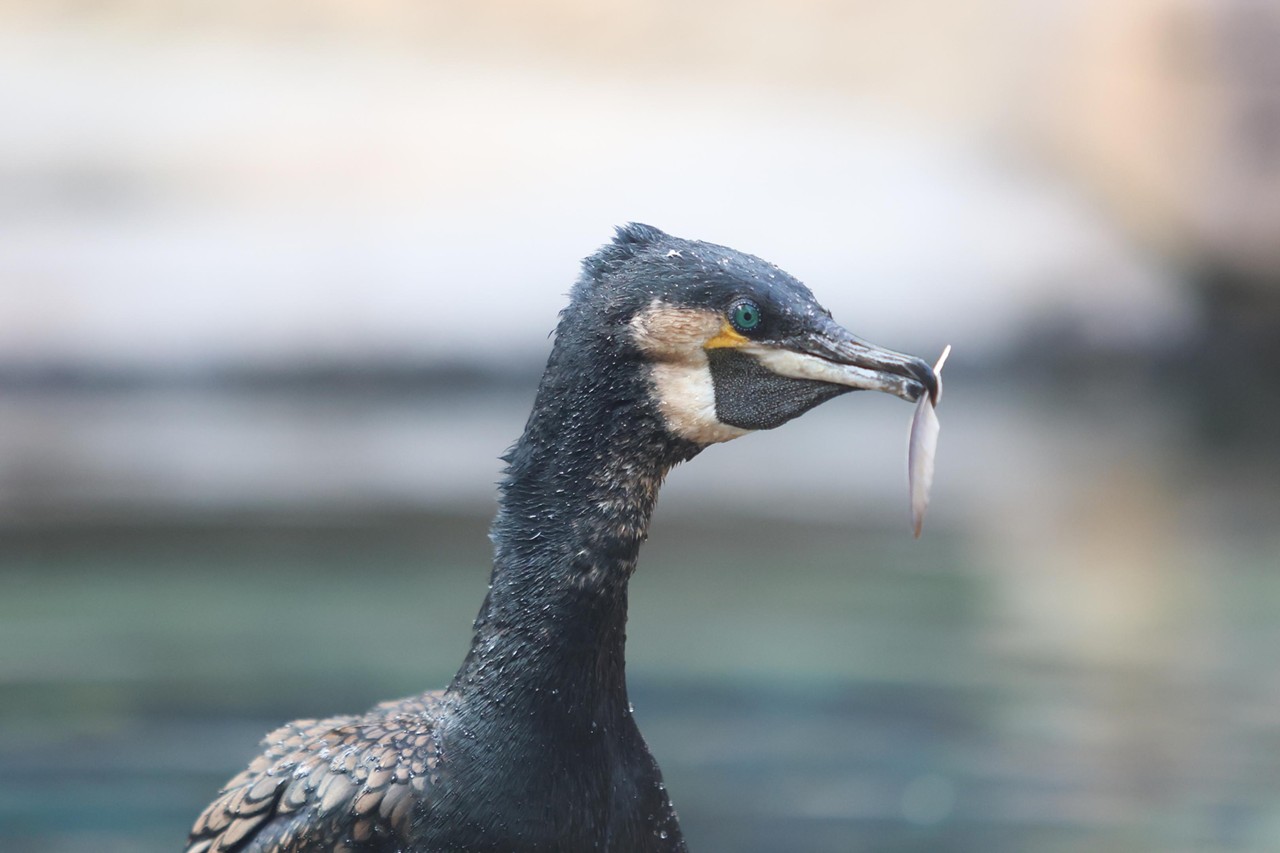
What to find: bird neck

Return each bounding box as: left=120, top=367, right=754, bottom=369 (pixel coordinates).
left=449, top=350, right=697, bottom=728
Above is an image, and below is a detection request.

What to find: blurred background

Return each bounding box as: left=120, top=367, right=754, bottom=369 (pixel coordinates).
left=3, top=1, right=1279, bottom=851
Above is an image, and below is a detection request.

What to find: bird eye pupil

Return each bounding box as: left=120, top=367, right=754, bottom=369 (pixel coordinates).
left=731, top=301, right=761, bottom=332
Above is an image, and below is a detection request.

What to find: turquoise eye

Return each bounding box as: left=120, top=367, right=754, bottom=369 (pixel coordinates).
left=730, top=300, right=762, bottom=333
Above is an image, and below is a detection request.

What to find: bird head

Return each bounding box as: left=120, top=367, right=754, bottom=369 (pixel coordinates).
left=565, top=223, right=937, bottom=447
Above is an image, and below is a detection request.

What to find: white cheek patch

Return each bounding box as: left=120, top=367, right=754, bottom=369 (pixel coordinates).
left=630, top=302, right=752, bottom=445
left=649, top=359, right=751, bottom=445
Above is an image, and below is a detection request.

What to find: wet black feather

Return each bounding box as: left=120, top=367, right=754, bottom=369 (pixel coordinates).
left=186, top=223, right=870, bottom=853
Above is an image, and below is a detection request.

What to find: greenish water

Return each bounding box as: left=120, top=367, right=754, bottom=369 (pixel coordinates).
left=3, top=509, right=1278, bottom=853
left=3, top=375, right=1280, bottom=852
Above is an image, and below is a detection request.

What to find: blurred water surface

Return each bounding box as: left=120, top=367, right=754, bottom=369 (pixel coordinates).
left=2, top=376, right=1278, bottom=853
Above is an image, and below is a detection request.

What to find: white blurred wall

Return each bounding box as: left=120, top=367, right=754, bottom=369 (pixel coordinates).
left=1, top=0, right=1222, bottom=371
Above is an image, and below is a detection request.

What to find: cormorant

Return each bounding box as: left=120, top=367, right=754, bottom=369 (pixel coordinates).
left=186, top=223, right=938, bottom=853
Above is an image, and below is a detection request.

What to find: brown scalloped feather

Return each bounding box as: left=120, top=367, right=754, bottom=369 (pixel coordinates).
left=184, top=693, right=444, bottom=853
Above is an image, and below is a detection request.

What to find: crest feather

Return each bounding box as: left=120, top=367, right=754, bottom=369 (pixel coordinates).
left=575, top=223, right=671, bottom=294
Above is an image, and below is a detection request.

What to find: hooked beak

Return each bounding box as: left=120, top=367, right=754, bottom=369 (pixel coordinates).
left=745, top=315, right=939, bottom=404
